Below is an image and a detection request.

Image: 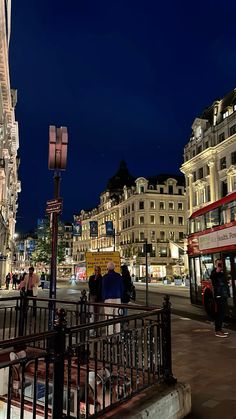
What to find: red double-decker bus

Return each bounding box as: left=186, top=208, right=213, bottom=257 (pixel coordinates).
left=188, top=191, right=236, bottom=318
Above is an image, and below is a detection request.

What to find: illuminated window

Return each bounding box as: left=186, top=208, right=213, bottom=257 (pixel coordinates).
left=160, top=247, right=167, bottom=257
left=223, top=110, right=229, bottom=119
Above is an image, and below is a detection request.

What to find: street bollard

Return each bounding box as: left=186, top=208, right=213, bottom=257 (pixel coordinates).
left=162, top=295, right=177, bottom=385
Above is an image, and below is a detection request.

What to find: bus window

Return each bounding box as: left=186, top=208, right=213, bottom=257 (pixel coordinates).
left=205, top=208, right=220, bottom=229
left=229, top=201, right=236, bottom=222
left=195, top=215, right=205, bottom=232
left=200, top=255, right=213, bottom=280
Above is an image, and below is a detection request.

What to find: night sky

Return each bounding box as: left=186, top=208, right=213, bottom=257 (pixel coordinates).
left=9, top=0, right=236, bottom=232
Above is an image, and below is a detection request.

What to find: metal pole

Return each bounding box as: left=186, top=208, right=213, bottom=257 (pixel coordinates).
left=145, top=238, right=148, bottom=306
left=49, top=172, right=61, bottom=328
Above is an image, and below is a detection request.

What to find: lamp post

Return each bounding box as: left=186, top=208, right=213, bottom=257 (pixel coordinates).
left=48, top=126, right=68, bottom=327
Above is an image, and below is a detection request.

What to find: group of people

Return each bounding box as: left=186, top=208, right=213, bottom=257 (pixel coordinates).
left=89, top=262, right=134, bottom=332
left=5, top=272, right=23, bottom=290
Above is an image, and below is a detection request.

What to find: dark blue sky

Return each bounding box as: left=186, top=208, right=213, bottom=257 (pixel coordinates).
left=10, top=0, right=236, bottom=232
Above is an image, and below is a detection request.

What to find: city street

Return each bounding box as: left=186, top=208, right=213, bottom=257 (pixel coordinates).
left=1, top=283, right=236, bottom=418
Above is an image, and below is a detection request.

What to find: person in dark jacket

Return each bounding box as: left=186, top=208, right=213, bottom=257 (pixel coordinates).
left=102, top=261, right=123, bottom=334
left=210, top=259, right=230, bottom=338
left=121, top=265, right=132, bottom=316
left=89, top=266, right=103, bottom=322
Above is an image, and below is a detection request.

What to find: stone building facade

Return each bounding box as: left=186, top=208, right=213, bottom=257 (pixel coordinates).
left=0, top=1, right=20, bottom=286
left=73, top=162, right=187, bottom=279
left=181, top=88, right=236, bottom=216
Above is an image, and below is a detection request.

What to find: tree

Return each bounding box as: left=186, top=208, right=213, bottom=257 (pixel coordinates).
left=31, top=218, right=66, bottom=265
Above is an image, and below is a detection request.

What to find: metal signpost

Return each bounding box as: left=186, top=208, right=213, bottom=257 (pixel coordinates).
left=48, top=126, right=68, bottom=329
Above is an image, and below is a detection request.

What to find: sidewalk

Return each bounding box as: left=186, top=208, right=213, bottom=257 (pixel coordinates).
left=172, top=315, right=236, bottom=418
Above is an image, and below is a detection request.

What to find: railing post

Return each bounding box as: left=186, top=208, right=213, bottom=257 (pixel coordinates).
left=18, top=291, right=28, bottom=336
left=79, top=290, right=88, bottom=364
left=162, top=295, right=177, bottom=385
left=52, top=308, right=67, bottom=419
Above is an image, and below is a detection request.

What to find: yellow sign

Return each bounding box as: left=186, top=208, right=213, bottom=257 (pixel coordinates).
left=85, top=251, right=121, bottom=278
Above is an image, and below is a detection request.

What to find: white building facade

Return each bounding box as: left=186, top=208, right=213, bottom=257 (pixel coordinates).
left=73, top=163, right=187, bottom=279
left=0, top=0, right=20, bottom=286
left=181, top=88, right=236, bottom=217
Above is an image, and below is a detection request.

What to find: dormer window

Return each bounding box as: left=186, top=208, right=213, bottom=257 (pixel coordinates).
left=223, top=110, right=229, bottom=119
left=140, top=186, right=144, bottom=193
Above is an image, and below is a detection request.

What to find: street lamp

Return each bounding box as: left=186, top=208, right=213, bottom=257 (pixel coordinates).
left=48, top=126, right=68, bottom=327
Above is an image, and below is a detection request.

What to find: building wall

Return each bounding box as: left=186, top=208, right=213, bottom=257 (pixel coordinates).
left=181, top=89, right=236, bottom=217
left=0, top=1, right=20, bottom=286
left=73, top=176, right=187, bottom=278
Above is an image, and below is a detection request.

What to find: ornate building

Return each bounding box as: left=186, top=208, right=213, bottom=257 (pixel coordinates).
left=73, top=162, right=187, bottom=279
left=181, top=88, right=236, bottom=216
left=0, top=1, right=20, bottom=286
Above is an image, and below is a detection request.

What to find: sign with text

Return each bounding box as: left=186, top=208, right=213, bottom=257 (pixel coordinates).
left=46, top=198, right=63, bottom=214
left=85, top=251, right=121, bottom=278
left=199, top=225, right=236, bottom=251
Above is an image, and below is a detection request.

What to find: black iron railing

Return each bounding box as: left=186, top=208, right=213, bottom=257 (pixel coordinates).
left=0, top=295, right=176, bottom=418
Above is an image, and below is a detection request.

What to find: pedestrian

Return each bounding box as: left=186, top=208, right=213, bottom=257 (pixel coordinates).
left=19, top=267, right=40, bottom=317
left=102, top=261, right=123, bottom=335
left=121, top=265, right=132, bottom=316
left=88, top=266, right=103, bottom=323
left=12, top=273, right=18, bottom=290
left=5, top=273, right=11, bottom=289
left=210, top=259, right=230, bottom=338
left=40, top=272, right=46, bottom=289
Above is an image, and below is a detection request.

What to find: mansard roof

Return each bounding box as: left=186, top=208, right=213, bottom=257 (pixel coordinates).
left=201, top=87, right=236, bottom=125
left=106, top=160, right=135, bottom=192
left=147, top=173, right=185, bottom=186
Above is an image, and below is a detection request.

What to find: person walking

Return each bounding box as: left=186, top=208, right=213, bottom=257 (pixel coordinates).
left=121, top=265, right=132, bottom=316
left=210, top=259, right=230, bottom=338
left=19, top=267, right=40, bottom=316
left=102, top=261, right=123, bottom=335
left=88, top=266, right=103, bottom=322
left=12, top=273, right=18, bottom=290
left=5, top=273, right=11, bottom=290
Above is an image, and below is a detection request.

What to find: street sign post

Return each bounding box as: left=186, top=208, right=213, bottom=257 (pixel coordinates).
left=48, top=125, right=68, bottom=330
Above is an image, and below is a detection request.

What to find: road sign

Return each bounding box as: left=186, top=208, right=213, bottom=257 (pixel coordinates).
left=46, top=198, right=63, bottom=214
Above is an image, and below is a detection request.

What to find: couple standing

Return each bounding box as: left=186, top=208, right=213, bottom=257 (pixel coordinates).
left=89, top=262, right=132, bottom=333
